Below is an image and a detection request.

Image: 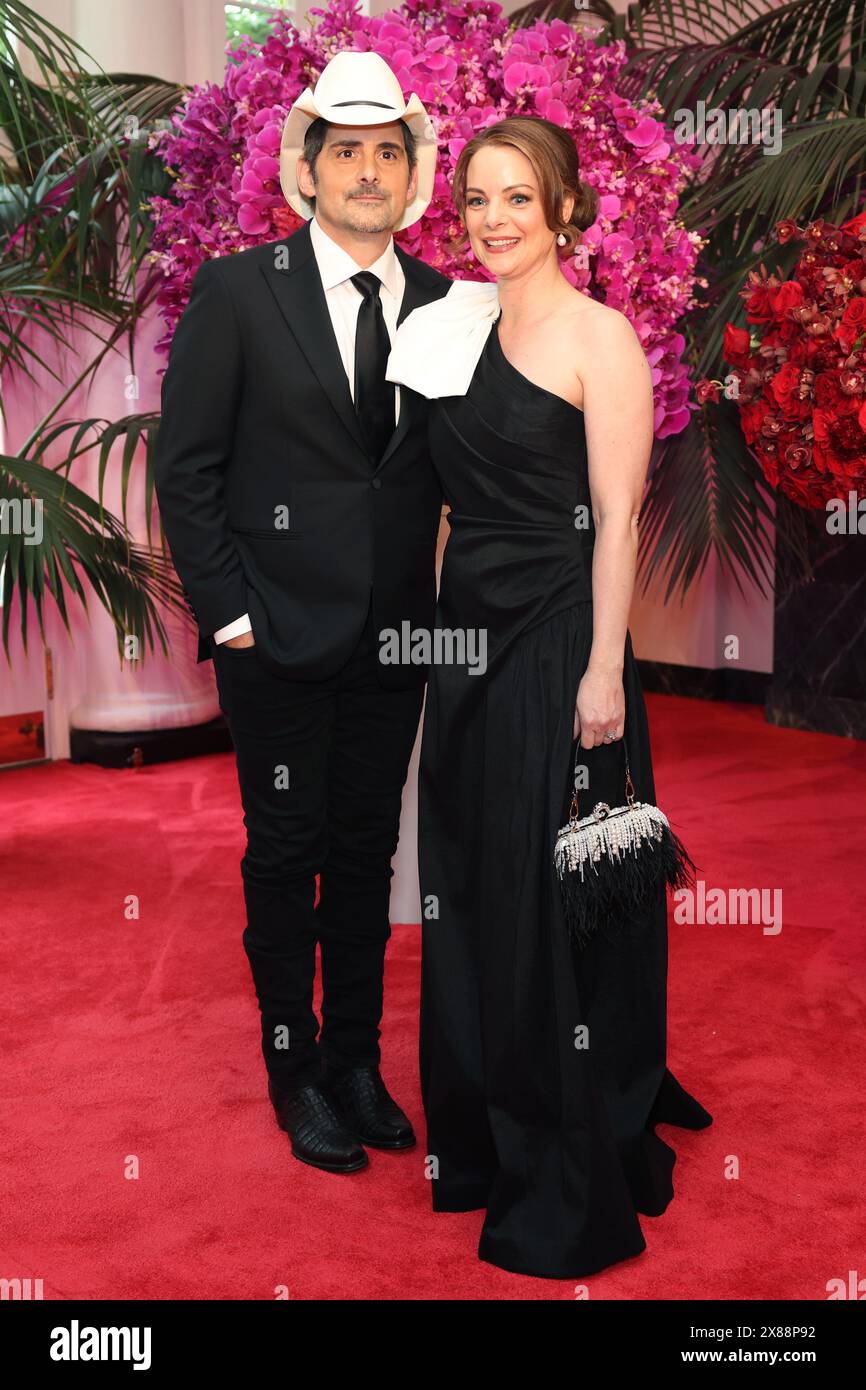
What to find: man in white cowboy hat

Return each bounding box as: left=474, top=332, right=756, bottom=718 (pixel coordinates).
left=155, top=51, right=450, bottom=1174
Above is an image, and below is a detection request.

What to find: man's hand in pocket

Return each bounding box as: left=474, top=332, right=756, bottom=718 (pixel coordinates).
left=224, top=632, right=255, bottom=649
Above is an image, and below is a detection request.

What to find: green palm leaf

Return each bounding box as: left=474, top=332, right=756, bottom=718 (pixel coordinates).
left=0, top=5, right=186, bottom=656
left=639, top=399, right=775, bottom=602
left=0, top=452, right=183, bottom=659
left=688, top=116, right=866, bottom=248
left=27, top=412, right=165, bottom=547
left=511, top=0, right=769, bottom=44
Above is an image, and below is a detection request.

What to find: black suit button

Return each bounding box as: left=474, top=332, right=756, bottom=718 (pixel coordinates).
left=370, top=478, right=382, bottom=490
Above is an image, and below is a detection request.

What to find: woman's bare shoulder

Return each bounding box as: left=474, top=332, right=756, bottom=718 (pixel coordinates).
left=556, top=296, right=649, bottom=393
left=562, top=293, right=643, bottom=351
left=554, top=293, right=651, bottom=404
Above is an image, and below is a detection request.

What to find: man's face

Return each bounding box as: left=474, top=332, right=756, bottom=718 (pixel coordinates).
left=297, top=121, right=417, bottom=236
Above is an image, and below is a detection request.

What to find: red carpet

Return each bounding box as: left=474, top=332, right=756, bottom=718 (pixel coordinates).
left=2, top=693, right=864, bottom=1299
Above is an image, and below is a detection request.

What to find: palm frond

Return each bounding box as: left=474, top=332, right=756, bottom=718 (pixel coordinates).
left=28, top=411, right=165, bottom=548
left=623, top=0, right=771, bottom=48
left=0, top=0, right=125, bottom=183
left=0, top=451, right=184, bottom=659
left=510, top=0, right=770, bottom=46
left=731, top=0, right=866, bottom=68
left=1, top=9, right=183, bottom=352
left=0, top=6, right=188, bottom=658
left=687, top=116, right=866, bottom=249
left=638, top=398, right=775, bottom=601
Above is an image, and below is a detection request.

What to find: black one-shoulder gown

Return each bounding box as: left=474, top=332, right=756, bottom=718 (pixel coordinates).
left=417, top=317, right=712, bottom=1280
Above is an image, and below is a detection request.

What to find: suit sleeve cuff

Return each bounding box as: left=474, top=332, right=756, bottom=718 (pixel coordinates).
left=213, top=614, right=252, bottom=644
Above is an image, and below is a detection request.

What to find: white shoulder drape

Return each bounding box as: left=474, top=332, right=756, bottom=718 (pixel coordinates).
left=386, top=279, right=500, bottom=398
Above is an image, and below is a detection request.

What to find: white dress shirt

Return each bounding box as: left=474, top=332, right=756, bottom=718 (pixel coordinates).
left=212, top=216, right=405, bottom=645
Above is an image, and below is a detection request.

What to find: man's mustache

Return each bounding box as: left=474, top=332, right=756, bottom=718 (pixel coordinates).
left=347, top=189, right=389, bottom=200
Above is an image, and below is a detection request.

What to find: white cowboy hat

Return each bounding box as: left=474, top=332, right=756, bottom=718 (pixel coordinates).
left=279, top=51, right=437, bottom=232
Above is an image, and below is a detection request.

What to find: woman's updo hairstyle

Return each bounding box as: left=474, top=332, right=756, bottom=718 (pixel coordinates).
left=452, top=115, right=598, bottom=256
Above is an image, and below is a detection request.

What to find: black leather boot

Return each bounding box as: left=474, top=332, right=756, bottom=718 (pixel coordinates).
left=322, top=1066, right=416, bottom=1150
left=269, top=1079, right=369, bottom=1173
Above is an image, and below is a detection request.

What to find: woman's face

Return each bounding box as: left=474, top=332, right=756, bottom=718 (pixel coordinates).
left=463, top=144, right=563, bottom=280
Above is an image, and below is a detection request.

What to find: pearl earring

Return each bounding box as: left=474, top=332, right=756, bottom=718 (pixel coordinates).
left=557, top=233, right=567, bottom=246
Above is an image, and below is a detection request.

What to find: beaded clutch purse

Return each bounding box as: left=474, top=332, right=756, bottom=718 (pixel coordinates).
left=554, top=736, right=696, bottom=950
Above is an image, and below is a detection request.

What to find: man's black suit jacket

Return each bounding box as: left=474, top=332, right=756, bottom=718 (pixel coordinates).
left=153, top=220, right=451, bottom=687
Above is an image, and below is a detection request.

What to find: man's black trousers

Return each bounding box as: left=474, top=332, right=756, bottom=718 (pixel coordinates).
left=212, top=598, right=424, bottom=1098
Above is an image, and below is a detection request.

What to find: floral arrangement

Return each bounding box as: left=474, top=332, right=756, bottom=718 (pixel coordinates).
left=148, top=0, right=702, bottom=438
left=701, top=212, right=866, bottom=508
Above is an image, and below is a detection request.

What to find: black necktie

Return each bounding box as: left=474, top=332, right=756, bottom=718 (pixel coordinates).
left=351, top=271, right=394, bottom=464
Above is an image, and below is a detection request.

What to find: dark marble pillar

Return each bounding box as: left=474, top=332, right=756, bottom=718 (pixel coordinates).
left=766, top=493, right=866, bottom=739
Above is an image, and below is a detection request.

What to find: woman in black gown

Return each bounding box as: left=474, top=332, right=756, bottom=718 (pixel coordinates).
left=387, top=116, right=712, bottom=1280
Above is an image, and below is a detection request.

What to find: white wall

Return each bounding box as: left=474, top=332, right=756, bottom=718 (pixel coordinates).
left=630, top=548, right=774, bottom=674
left=19, top=0, right=229, bottom=85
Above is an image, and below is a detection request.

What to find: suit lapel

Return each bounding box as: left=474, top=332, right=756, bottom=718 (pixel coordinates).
left=374, top=247, right=448, bottom=474
left=260, top=223, right=369, bottom=458
left=261, top=223, right=449, bottom=472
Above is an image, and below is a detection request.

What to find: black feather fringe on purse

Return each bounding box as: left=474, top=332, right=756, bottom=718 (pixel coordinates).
left=554, top=735, right=696, bottom=950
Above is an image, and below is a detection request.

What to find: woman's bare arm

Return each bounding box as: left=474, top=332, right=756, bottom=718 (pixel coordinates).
left=573, top=308, right=654, bottom=747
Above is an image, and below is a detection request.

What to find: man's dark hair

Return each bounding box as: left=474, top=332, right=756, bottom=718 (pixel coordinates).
left=302, top=117, right=417, bottom=200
